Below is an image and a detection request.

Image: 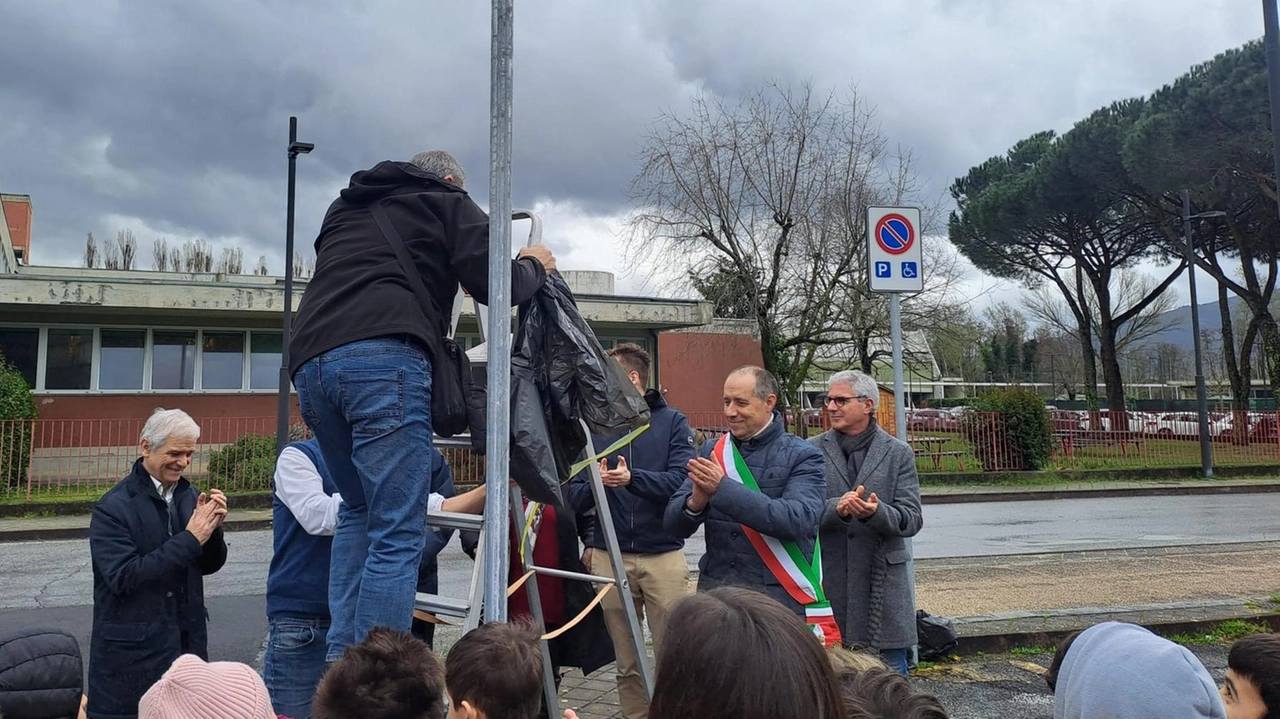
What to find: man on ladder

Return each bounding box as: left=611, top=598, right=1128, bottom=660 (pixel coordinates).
left=568, top=343, right=696, bottom=719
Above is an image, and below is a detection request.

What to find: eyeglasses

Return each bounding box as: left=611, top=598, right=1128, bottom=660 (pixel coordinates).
left=824, top=395, right=871, bottom=408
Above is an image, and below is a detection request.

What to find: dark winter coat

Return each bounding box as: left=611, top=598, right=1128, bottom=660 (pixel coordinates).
left=288, top=160, right=546, bottom=376
left=812, top=427, right=922, bottom=650
left=567, top=390, right=697, bottom=554
left=664, top=413, right=826, bottom=617
left=0, top=626, right=83, bottom=719
left=87, top=459, right=227, bottom=719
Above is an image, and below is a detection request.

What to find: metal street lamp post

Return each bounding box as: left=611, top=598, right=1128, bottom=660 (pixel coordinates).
left=276, top=117, right=314, bottom=453
left=1181, top=190, right=1226, bottom=479
left=1264, top=0, right=1280, bottom=220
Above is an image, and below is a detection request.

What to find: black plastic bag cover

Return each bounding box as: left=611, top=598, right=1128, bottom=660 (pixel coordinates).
left=509, top=274, right=649, bottom=505
left=916, top=609, right=959, bottom=661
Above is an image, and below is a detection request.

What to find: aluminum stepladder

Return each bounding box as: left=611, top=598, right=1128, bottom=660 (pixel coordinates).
left=414, top=210, right=653, bottom=714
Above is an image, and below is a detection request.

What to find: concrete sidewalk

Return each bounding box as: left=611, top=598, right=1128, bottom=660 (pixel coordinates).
left=4, top=476, right=1278, bottom=543
left=483, top=541, right=1280, bottom=718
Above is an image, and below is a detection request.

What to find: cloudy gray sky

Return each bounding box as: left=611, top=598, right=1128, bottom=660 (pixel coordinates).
left=0, top=0, right=1264, bottom=308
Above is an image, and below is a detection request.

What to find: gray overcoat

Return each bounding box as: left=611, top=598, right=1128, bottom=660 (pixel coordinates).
left=811, top=426, right=923, bottom=650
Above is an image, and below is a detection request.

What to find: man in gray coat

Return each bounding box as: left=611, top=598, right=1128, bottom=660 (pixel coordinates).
left=811, top=370, right=923, bottom=675
left=664, top=366, right=830, bottom=632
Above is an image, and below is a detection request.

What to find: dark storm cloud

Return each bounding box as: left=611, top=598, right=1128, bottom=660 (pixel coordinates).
left=0, top=0, right=1266, bottom=273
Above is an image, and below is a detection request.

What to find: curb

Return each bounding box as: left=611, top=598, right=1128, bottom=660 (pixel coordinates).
left=0, top=518, right=273, bottom=543
left=953, top=600, right=1280, bottom=655
left=921, top=481, right=1280, bottom=504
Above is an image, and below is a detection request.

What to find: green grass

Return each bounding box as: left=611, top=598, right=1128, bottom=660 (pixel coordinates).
left=1269, top=593, right=1280, bottom=606
left=1169, top=620, right=1272, bottom=646
left=1009, top=646, right=1051, bottom=656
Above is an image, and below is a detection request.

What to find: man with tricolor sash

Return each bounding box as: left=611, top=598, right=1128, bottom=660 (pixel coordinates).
left=663, top=366, right=839, bottom=647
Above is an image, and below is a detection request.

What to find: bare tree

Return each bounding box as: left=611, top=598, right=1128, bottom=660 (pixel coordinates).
left=108, top=229, right=138, bottom=270
left=216, top=246, right=244, bottom=274
left=256, top=255, right=270, bottom=276
left=292, top=251, right=316, bottom=279
left=83, top=232, right=99, bottom=268
left=1024, top=269, right=1178, bottom=357
left=182, top=239, right=213, bottom=273
left=153, top=238, right=170, bottom=271
left=627, top=82, right=946, bottom=405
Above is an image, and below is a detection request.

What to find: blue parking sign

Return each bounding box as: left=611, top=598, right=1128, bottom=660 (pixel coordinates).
left=901, top=262, right=918, bottom=279
left=875, top=261, right=891, bottom=278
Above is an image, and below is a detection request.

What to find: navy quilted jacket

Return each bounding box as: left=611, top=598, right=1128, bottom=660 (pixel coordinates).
left=664, top=412, right=826, bottom=617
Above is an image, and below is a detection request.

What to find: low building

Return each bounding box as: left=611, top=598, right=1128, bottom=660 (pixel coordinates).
left=0, top=196, right=716, bottom=443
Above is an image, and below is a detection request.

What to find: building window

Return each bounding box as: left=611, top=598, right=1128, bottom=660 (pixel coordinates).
left=45, top=329, right=93, bottom=390
left=152, top=331, right=197, bottom=390
left=99, top=329, right=146, bottom=390
left=202, top=331, right=246, bottom=390
left=249, top=332, right=282, bottom=390
left=0, top=327, right=38, bottom=387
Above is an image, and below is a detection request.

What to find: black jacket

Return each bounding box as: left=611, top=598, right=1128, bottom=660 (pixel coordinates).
left=568, top=390, right=697, bottom=554
left=289, top=161, right=545, bottom=376
left=0, top=627, right=83, bottom=719
left=86, top=460, right=227, bottom=719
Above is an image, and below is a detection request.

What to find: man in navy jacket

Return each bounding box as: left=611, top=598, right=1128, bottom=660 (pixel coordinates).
left=567, top=343, right=695, bottom=719
left=664, top=366, right=826, bottom=619
left=87, top=409, right=227, bottom=719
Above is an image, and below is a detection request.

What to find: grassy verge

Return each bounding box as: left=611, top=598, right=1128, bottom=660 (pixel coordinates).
left=1168, top=620, right=1273, bottom=647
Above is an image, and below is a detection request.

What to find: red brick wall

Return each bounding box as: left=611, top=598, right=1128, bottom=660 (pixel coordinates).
left=31, top=394, right=301, bottom=446
left=658, top=332, right=763, bottom=417
left=2, top=197, right=32, bottom=263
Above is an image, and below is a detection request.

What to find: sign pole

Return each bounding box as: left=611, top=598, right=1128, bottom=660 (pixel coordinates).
left=890, top=293, right=907, bottom=441
left=482, top=0, right=514, bottom=624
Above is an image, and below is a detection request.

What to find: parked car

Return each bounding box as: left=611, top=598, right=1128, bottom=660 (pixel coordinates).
left=908, top=408, right=959, bottom=432
left=1151, top=413, right=1232, bottom=439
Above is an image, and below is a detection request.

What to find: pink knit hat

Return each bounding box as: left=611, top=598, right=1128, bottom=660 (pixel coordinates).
left=139, top=654, right=276, bottom=719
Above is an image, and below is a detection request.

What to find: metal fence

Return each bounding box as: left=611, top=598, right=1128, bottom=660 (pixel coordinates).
left=3, top=410, right=1279, bottom=502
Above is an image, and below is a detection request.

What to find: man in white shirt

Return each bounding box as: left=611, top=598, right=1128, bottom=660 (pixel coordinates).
left=264, top=439, right=487, bottom=718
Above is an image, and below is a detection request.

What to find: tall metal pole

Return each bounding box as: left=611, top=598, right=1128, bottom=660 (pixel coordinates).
left=1264, top=0, right=1280, bottom=220
left=277, top=117, right=300, bottom=453
left=1183, top=190, right=1214, bottom=479
left=482, top=0, right=515, bottom=623
left=890, top=294, right=907, bottom=440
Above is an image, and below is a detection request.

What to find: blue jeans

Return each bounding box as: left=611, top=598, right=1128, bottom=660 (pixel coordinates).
left=294, top=337, right=434, bottom=661
left=881, top=647, right=911, bottom=676
left=263, top=616, right=330, bottom=719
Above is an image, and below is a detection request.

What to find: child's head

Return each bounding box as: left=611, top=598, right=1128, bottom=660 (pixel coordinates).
left=1052, top=622, right=1225, bottom=719
left=1223, top=633, right=1280, bottom=719
left=445, top=621, right=543, bottom=719
left=827, top=647, right=887, bottom=674
left=1044, top=630, right=1082, bottom=693
left=647, top=587, right=846, bottom=719
left=313, top=627, right=445, bottom=719
left=832, top=666, right=949, bottom=719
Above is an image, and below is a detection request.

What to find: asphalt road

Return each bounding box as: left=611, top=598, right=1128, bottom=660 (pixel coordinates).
left=0, top=492, right=1273, bottom=690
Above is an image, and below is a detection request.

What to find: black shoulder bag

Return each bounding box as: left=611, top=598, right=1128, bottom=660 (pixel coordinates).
left=370, top=203, right=487, bottom=453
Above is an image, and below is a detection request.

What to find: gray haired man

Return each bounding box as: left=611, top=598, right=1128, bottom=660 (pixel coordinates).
left=288, top=151, right=557, bottom=662
left=810, top=370, right=923, bottom=675
left=87, top=408, right=227, bottom=719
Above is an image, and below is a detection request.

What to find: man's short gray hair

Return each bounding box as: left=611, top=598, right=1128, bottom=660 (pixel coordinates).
left=140, top=408, right=200, bottom=449
left=829, top=370, right=879, bottom=409
left=409, top=150, right=466, bottom=188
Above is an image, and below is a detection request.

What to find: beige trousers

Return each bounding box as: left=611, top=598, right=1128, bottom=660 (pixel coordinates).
left=588, top=549, right=691, bottom=719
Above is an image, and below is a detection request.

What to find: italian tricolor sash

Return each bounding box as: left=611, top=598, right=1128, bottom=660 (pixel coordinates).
left=713, top=434, right=842, bottom=648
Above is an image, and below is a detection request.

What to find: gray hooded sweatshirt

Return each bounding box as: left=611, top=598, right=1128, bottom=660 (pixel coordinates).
left=1054, top=622, right=1226, bottom=719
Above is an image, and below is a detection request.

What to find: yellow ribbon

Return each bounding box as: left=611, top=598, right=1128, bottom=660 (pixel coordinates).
left=567, top=423, right=651, bottom=479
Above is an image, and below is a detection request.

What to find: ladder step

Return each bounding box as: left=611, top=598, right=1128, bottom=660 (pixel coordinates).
left=415, top=592, right=471, bottom=618
left=529, top=566, right=617, bottom=584
left=427, top=510, right=485, bottom=532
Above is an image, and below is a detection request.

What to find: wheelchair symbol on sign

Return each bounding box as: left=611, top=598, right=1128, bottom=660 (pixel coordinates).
left=901, top=262, right=918, bottom=279
left=875, top=262, right=891, bottom=278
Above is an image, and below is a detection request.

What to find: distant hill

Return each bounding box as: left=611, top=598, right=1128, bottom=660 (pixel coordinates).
left=1138, top=297, right=1238, bottom=350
